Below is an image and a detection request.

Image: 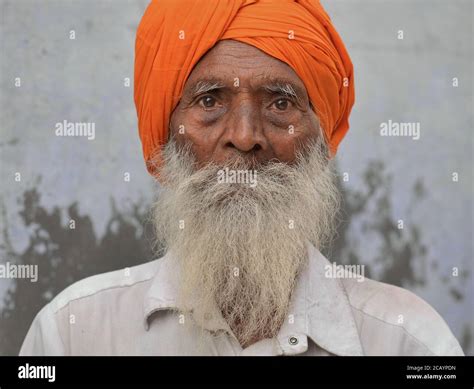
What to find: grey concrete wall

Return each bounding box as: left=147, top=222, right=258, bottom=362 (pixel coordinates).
left=0, top=0, right=472, bottom=355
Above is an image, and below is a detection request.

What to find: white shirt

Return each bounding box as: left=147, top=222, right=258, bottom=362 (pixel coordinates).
left=19, top=244, right=464, bottom=356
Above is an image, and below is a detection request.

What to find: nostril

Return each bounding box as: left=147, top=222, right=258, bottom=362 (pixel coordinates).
left=225, top=142, right=261, bottom=152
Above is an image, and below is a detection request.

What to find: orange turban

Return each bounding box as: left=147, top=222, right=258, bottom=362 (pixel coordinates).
left=134, top=0, right=354, bottom=176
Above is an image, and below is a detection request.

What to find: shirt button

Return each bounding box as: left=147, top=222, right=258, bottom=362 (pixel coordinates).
left=288, top=336, right=299, bottom=346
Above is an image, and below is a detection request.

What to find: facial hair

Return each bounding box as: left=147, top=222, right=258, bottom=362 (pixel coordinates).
left=152, top=136, right=340, bottom=347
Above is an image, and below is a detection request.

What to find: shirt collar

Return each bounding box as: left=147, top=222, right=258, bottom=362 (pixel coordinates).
left=143, top=248, right=233, bottom=334
left=143, top=242, right=364, bottom=356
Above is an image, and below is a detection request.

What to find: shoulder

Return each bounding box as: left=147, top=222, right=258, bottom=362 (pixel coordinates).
left=20, top=259, right=161, bottom=355
left=342, top=276, right=464, bottom=356
left=47, top=259, right=160, bottom=314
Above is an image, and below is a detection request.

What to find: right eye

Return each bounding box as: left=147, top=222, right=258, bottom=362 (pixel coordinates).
left=198, top=95, right=218, bottom=109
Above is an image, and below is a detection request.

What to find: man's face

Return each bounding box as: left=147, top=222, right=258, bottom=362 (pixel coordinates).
left=154, top=40, right=338, bottom=349
left=170, top=40, right=321, bottom=167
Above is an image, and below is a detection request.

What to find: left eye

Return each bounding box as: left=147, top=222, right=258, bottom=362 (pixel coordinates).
left=272, top=98, right=291, bottom=111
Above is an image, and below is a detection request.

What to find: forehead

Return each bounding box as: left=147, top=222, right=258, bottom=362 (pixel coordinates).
left=184, top=40, right=306, bottom=91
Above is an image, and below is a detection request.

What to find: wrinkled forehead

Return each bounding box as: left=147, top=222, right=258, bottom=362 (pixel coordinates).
left=181, top=40, right=310, bottom=104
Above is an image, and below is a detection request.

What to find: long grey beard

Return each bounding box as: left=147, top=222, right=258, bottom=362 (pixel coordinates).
left=152, top=137, right=340, bottom=347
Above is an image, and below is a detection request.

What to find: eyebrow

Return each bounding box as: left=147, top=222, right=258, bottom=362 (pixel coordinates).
left=191, top=80, right=226, bottom=97
left=262, top=81, right=303, bottom=105
left=188, top=78, right=306, bottom=105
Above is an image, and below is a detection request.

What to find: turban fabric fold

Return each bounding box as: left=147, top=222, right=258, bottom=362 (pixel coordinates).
left=134, top=0, right=354, bottom=176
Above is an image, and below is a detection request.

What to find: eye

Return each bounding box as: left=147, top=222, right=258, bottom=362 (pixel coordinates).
left=198, top=95, right=218, bottom=108
left=272, top=98, right=292, bottom=111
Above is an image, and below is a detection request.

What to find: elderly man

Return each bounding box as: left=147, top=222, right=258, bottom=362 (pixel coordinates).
left=20, top=0, right=463, bottom=356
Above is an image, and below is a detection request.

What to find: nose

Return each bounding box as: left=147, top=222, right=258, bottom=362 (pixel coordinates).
left=221, top=98, right=266, bottom=156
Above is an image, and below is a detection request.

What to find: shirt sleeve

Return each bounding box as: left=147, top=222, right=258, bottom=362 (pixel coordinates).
left=443, top=338, right=464, bottom=356
left=19, top=302, right=66, bottom=356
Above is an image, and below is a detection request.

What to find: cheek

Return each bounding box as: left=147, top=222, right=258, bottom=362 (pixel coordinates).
left=266, top=133, right=300, bottom=163
left=265, top=117, right=319, bottom=163
left=170, top=110, right=221, bottom=163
